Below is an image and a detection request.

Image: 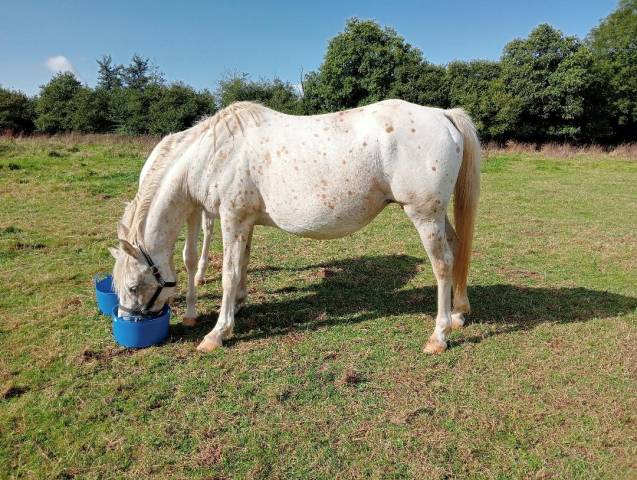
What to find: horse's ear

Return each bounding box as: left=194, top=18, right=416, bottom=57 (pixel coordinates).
left=119, top=239, right=140, bottom=260
left=108, top=247, right=120, bottom=259
left=117, top=222, right=129, bottom=240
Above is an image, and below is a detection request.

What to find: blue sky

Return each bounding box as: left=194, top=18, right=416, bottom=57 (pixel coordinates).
left=1, top=0, right=618, bottom=95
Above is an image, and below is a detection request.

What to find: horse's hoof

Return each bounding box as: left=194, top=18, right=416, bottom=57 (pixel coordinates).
left=183, top=317, right=198, bottom=327
left=196, top=335, right=222, bottom=352
left=423, top=336, right=447, bottom=354
left=451, top=312, right=465, bottom=330
left=195, top=276, right=205, bottom=286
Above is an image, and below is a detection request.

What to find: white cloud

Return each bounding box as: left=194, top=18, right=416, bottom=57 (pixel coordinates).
left=45, top=56, right=76, bottom=75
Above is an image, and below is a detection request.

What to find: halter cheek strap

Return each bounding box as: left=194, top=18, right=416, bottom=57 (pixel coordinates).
left=118, top=246, right=176, bottom=317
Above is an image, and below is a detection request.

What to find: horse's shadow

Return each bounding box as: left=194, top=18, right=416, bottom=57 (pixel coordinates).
left=169, top=254, right=637, bottom=347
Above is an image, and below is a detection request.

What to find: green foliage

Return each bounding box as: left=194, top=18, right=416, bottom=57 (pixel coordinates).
left=217, top=73, right=301, bottom=114
left=109, top=84, right=163, bottom=135
left=589, top=0, right=637, bottom=140
left=500, top=24, right=599, bottom=142
left=0, top=87, right=35, bottom=133
left=35, top=72, right=82, bottom=133
left=96, top=55, right=123, bottom=90
left=389, top=62, right=449, bottom=108
left=447, top=60, right=513, bottom=141
left=121, top=54, right=164, bottom=90
left=303, top=19, right=447, bottom=111
left=107, top=83, right=216, bottom=136
left=147, top=83, right=216, bottom=135
left=70, top=87, right=113, bottom=133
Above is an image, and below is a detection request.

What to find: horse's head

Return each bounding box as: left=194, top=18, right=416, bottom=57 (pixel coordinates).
left=110, top=222, right=176, bottom=318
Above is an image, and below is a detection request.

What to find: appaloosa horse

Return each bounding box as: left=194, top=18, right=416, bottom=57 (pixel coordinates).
left=111, top=99, right=480, bottom=353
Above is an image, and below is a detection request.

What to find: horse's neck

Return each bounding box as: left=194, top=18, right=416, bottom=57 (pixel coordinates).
left=142, top=170, right=194, bottom=263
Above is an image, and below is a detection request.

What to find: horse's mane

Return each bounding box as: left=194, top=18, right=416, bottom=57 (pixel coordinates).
left=202, top=101, right=267, bottom=150
left=119, top=101, right=267, bottom=247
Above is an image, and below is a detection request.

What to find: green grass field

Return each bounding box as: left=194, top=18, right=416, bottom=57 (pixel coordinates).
left=1, top=137, right=635, bottom=479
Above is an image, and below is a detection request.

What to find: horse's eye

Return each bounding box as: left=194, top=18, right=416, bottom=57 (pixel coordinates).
left=128, top=285, right=138, bottom=294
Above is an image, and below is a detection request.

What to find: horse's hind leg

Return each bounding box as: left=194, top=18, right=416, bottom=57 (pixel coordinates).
left=183, top=209, right=203, bottom=327
left=445, top=215, right=470, bottom=330
left=197, top=213, right=254, bottom=352
left=194, top=211, right=214, bottom=286
left=235, top=228, right=253, bottom=314
left=406, top=207, right=453, bottom=353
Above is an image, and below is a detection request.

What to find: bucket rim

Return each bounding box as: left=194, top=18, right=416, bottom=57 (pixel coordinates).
left=111, top=304, right=170, bottom=323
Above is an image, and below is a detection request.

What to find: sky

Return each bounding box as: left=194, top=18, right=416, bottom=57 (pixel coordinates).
left=0, top=0, right=619, bottom=96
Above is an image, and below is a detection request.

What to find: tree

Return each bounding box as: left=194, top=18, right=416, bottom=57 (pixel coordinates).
left=589, top=0, right=637, bottom=141
left=108, top=84, right=161, bottom=134
left=100, top=55, right=167, bottom=134
left=122, top=54, right=163, bottom=91
left=447, top=60, right=512, bottom=141
left=35, top=72, right=82, bottom=133
left=0, top=87, right=36, bottom=134
left=500, top=24, right=599, bottom=142
left=389, top=62, right=449, bottom=108
left=303, top=19, right=444, bottom=111
left=97, top=55, right=123, bottom=90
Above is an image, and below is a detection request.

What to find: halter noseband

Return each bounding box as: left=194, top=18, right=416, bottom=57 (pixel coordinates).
left=118, top=246, right=176, bottom=318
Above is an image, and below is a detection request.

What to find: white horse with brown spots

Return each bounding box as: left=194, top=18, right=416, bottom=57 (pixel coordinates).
left=111, top=99, right=480, bottom=354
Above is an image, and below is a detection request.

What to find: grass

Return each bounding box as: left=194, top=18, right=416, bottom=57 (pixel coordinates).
left=0, top=137, right=635, bottom=479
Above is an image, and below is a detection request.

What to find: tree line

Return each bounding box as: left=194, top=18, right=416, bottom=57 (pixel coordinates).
left=1, top=0, right=635, bottom=143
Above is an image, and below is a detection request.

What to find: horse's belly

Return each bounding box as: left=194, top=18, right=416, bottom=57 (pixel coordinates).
left=262, top=191, right=387, bottom=239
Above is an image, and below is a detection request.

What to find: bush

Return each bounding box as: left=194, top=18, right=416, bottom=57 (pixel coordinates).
left=148, top=83, right=216, bottom=135
left=217, top=73, right=301, bottom=114
left=0, top=87, right=36, bottom=134
left=35, top=73, right=82, bottom=133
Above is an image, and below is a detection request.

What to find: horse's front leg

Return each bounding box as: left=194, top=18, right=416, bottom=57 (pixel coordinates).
left=197, top=213, right=254, bottom=352
left=182, top=209, right=202, bottom=327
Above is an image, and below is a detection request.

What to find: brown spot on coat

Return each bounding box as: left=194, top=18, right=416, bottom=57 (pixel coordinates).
left=386, top=126, right=394, bottom=133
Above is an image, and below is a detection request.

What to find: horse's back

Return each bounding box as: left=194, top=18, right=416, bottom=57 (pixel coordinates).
left=216, top=100, right=464, bottom=238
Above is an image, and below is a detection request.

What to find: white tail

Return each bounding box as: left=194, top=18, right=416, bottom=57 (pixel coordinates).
left=443, top=108, right=481, bottom=307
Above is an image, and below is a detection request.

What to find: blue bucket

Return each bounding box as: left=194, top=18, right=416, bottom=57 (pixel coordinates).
left=112, top=305, right=170, bottom=348
left=94, top=274, right=118, bottom=316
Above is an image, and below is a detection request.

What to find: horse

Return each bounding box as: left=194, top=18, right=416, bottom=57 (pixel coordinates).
left=111, top=99, right=480, bottom=354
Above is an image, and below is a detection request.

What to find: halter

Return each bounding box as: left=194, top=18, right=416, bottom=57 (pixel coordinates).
left=118, top=246, right=176, bottom=318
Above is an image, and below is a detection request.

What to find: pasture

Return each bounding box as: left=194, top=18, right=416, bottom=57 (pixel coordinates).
left=0, top=137, right=635, bottom=479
